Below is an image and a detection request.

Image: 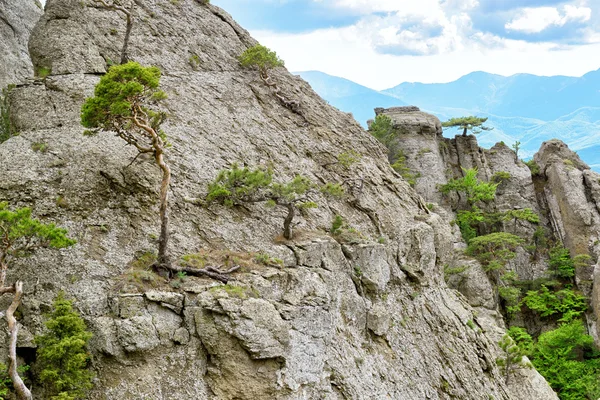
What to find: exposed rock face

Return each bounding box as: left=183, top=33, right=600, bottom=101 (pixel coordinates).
left=0, top=0, right=42, bottom=88
left=0, top=1, right=558, bottom=399
left=534, top=140, right=600, bottom=340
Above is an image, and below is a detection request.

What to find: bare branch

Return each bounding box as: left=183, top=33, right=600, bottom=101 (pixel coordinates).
left=162, top=265, right=241, bottom=283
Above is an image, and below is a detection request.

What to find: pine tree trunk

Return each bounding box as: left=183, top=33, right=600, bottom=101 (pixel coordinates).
left=462, top=127, right=468, bottom=136
left=120, top=9, right=133, bottom=64
left=155, top=150, right=171, bottom=267
left=283, top=204, right=295, bottom=240
left=6, top=282, right=32, bottom=400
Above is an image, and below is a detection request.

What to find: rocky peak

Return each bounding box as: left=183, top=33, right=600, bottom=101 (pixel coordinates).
left=0, top=1, right=561, bottom=399
left=0, top=0, right=42, bottom=88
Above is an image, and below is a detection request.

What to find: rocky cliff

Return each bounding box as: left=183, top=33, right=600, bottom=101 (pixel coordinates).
left=0, top=0, right=42, bottom=89
left=379, top=106, right=600, bottom=355
left=0, top=1, right=560, bottom=399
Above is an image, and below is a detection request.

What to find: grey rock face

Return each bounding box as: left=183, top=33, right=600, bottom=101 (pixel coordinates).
left=0, top=0, right=42, bottom=88
left=0, top=1, right=558, bottom=399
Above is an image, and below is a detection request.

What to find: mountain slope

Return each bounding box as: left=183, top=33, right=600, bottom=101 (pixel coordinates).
left=296, top=71, right=406, bottom=126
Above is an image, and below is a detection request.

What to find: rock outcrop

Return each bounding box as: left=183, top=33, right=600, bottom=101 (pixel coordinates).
left=0, top=1, right=559, bottom=399
left=0, top=0, right=42, bottom=88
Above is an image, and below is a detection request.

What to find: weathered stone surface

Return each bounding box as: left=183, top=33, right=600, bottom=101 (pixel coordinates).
left=0, top=0, right=42, bottom=88
left=0, top=0, right=560, bottom=398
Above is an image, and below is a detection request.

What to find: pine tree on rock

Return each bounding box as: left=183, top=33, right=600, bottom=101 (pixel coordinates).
left=81, top=62, right=172, bottom=268
left=35, top=292, right=94, bottom=400
left=0, top=203, right=75, bottom=400
left=442, top=116, right=493, bottom=137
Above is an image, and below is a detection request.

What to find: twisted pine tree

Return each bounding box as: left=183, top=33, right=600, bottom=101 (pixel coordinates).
left=0, top=203, right=75, bottom=400
left=442, top=116, right=493, bottom=137
left=81, top=62, right=172, bottom=268
left=35, top=292, right=94, bottom=400
left=238, top=45, right=301, bottom=113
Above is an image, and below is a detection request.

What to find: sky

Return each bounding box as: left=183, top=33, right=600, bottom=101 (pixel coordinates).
left=212, top=0, right=600, bottom=89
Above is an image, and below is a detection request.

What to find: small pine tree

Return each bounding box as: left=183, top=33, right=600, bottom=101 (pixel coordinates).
left=0, top=203, right=76, bottom=400
left=238, top=44, right=284, bottom=78
left=439, top=167, right=497, bottom=207
left=35, top=292, right=94, bottom=400
left=207, top=164, right=343, bottom=239
left=81, top=62, right=172, bottom=268
left=442, top=116, right=493, bottom=137
left=496, top=334, right=531, bottom=384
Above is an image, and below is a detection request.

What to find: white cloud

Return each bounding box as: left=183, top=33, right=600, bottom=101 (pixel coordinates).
left=505, top=5, right=592, bottom=33
left=253, top=25, right=600, bottom=89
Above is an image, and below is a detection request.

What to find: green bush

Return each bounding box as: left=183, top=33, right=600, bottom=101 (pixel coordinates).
left=507, top=326, right=533, bottom=356
left=0, top=363, right=29, bottom=398
left=238, top=44, right=284, bottom=75
left=532, top=320, right=600, bottom=400
left=466, top=232, right=524, bottom=267
left=525, top=159, right=541, bottom=176
left=35, top=292, right=94, bottom=400
left=440, top=167, right=497, bottom=205
left=207, top=164, right=343, bottom=239
left=522, top=286, right=587, bottom=322
left=549, top=246, right=575, bottom=279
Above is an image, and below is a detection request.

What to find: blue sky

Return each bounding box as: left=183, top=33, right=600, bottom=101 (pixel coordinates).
left=213, top=0, right=600, bottom=89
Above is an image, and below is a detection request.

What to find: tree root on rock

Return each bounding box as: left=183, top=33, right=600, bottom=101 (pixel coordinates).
left=155, top=264, right=241, bottom=283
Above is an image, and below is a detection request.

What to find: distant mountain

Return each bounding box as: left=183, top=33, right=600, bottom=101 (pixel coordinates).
left=383, top=69, right=600, bottom=121
left=298, top=70, right=600, bottom=171
left=296, top=71, right=406, bottom=125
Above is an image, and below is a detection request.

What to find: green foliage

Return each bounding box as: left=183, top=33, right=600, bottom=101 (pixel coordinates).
left=330, top=215, right=344, bottom=235
left=390, top=150, right=418, bottom=186
left=466, top=232, right=524, bottom=267
left=503, top=208, right=540, bottom=225
left=512, top=141, right=521, bottom=159
left=522, top=286, right=587, bottom=322
left=573, top=254, right=593, bottom=270
left=81, top=62, right=166, bottom=135
left=532, top=320, right=600, bottom=400
left=0, top=363, right=29, bottom=399
left=496, top=334, right=531, bottom=383
left=440, top=168, right=497, bottom=205
left=238, top=44, right=284, bottom=74
left=254, top=252, right=283, bottom=267
left=336, top=150, right=361, bottom=169
left=441, top=116, right=493, bottom=136
left=35, top=292, right=94, bottom=400
left=368, top=114, right=394, bottom=145
left=0, top=202, right=76, bottom=262
left=507, top=326, right=534, bottom=356
left=549, top=246, right=575, bottom=279
left=35, top=66, right=52, bottom=79
left=329, top=215, right=364, bottom=244
left=207, top=163, right=273, bottom=206
left=455, top=208, right=485, bottom=243
left=207, top=165, right=343, bottom=239
left=525, top=159, right=541, bottom=176
left=491, top=171, right=511, bottom=183
left=368, top=114, right=418, bottom=185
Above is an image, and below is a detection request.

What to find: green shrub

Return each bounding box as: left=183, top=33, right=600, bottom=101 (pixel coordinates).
left=439, top=168, right=497, bottom=206
left=507, top=326, right=533, bottom=356
left=524, top=159, right=541, bottom=175
left=35, top=292, right=94, bottom=400
left=491, top=171, right=511, bottom=183
left=549, top=246, right=575, bottom=279
left=238, top=44, right=284, bottom=75
left=532, top=320, right=600, bottom=400
left=496, top=334, right=531, bottom=383
left=522, top=286, right=587, bottom=322
left=466, top=232, right=524, bottom=267
left=207, top=164, right=342, bottom=239
left=0, top=363, right=29, bottom=398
